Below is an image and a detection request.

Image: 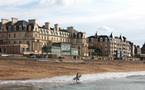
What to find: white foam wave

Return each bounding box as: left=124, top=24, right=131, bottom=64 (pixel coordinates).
left=1, top=71, right=145, bottom=88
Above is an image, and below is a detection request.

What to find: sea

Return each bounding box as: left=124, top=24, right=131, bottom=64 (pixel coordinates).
left=1, top=71, right=145, bottom=90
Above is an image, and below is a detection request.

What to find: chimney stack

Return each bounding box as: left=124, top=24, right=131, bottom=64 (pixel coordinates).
left=28, top=19, right=36, bottom=24
left=12, top=18, right=18, bottom=25
left=45, top=22, right=50, bottom=30
left=1, top=19, right=9, bottom=24
left=55, top=24, right=59, bottom=31
left=67, top=26, right=74, bottom=33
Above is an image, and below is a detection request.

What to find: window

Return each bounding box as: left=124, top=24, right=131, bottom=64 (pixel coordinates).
left=9, top=34, right=10, bottom=38
left=14, top=41, right=16, bottom=44
left=46, top=31, right=48, bottom=34
left=27, top=41, right=30, bottom=45
left=78, top=46, right=80, bottom=49
left=29, top=26, right=31, bottom=31
left=100, top=38, right=103, bottom=42
left=19, top=41, right=21, bottom=44
left=25, top=33, right=26, bottom=37
left=91, top=38, right=94, bottom=42
left=27, top=48, right=29, bottom=51
left=2, top=34, right=5, bottom=37
left=19, top=26, right=22, bottom=30
left=2, top=28, right=4, bottom=32
left=23, top=26, right=26, bottom=30
left=22, top=48, right=25, bottom=52
left=14, top=26, right=16, bottom=31
left=14, top=34, right=16, bottom=38
left=8, top=26, right=11, bottom=31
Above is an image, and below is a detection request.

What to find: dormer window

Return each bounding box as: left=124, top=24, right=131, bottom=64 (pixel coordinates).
left=2, top=28, right=4, bottom=32
left=14, top=26, right=16, bottom=31
left=29, top=26, right=31, bottom=31
left=8, top=26, right=11, bottom=31
left=58, top=32, right=60, bottom=36
left=19, top=25, right=22, bottom=30
left=35, top=28, right=37, bottom=31
left=49, top=30, right=51, bottom=35
left=79, top=34, right=81, bottom=38
left=23, top=26, right=26, bottom=30
left=46, top=31, right=48, bottom=34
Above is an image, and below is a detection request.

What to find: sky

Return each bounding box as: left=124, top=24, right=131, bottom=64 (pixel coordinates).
left=0, top=0, right=145, bottom=46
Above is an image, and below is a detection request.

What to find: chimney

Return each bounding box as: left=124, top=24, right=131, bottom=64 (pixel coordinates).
left=45, top=22, right=50, bottom=30
left=12, top=18, right=18, bottom=25
left=55, top=24, right=59, bottom=31
left=67, top=26, right=74, bottom=33
left=28, top=19, right=36, bottom=24
left=1, top=19, right=9, bottom=24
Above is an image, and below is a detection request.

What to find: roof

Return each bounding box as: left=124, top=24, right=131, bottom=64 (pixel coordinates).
left=142, top=43, right=145, bottom=48
left=0, top=20, right=34, bottom=31
left=99, top=35, right=108, bottom=38
left=59, top=29, right=68, bottom=32
left=87, top=36, right=95, bottom=38
left=14, top=20, right=28, bottom=26
left=110, top=33, right=114, bottom=38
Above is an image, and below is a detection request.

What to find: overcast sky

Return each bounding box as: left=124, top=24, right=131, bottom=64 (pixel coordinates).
left=0, top=0, right=145, bottom=46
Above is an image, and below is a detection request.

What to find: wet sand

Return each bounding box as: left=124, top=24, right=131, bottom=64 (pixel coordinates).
left=0, top=59, right=145, bottom=80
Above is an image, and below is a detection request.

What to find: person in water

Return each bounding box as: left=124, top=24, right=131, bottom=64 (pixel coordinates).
left=73, top=73, right=81, bottom=82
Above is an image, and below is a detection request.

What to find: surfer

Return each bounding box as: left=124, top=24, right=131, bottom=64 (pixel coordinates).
left=73, top=73, right=81, bottom=82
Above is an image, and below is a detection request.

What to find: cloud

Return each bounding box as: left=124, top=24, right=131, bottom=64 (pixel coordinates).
left=40, top=0, right=74, bottom=6
left=97, top=26, right=114, bottom=32
left=40, top=0, right=93, bottom=7
left=0, top=0, right=36, bottom=6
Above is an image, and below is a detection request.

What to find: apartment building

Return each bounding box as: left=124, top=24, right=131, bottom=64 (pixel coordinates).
left=87, top=32, right=130, bottom=59
left=141, top=43, right=145, bottom=54
left=0, top=18, right=88, bottom=57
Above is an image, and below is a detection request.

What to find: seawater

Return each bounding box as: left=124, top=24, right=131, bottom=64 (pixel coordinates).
left=1, top=71, right=145, bottom=90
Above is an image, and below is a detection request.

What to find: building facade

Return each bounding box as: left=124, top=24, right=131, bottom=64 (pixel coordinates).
left=87, top=32, right=131, bottom=59
left=135, top=45, right=141, bottom=55
left=0, top=18, right=88, bottom=56
left=141, top=43, right=145, bottom=54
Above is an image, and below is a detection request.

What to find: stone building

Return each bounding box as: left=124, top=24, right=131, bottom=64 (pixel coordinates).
left=0, top=18, right=88, bottom=57
left=141, top=43, right=145, bottom=54
left=87, top=32, right=130, bottom=59
left=135, top=45, right=141, bottom=55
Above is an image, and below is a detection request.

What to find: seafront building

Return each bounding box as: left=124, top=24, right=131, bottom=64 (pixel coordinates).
left=0, top=17, right=142, bottom=60
left=135, top=45, right=141, bottom=55
left=0, top=18, right=88, bottom=58
left=87, top=32, right=131, bottom=59
left=141, top=43, right=145, bottom=54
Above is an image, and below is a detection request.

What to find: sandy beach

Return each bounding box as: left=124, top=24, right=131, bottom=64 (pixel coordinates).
left=0, top=59, right=145, bottom=80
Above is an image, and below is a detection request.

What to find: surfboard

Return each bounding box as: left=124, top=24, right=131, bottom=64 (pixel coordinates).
left=73, top=75, right=81, bottom=80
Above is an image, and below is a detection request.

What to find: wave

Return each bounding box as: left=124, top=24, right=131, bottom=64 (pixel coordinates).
left=1, top=71, right=145, bottom=88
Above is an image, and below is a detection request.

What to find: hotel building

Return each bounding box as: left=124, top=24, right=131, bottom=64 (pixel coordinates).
left=0, top=18, right=88, bottom=57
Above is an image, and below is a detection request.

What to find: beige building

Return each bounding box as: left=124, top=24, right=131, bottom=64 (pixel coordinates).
left=0, top=18, right=88, bottom=57
left=87, top=32, right=130, bottom=59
